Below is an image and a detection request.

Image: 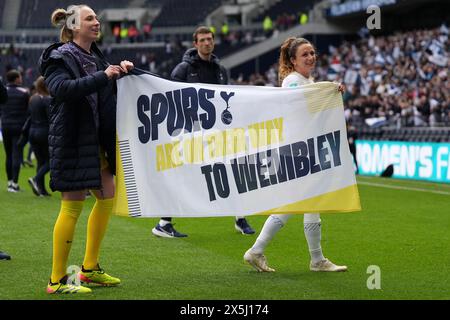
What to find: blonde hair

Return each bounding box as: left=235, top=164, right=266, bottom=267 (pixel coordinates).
left=278, top=37, right=313, bottom=85
left=51, top=4, right=89, bottom=43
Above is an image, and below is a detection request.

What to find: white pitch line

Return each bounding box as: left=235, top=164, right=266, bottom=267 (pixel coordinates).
left=357, top=181, right=450, bottom=196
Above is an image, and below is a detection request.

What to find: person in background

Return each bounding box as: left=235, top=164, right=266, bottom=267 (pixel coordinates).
left=263, top=16, right=273, bottom=38
left=347, top=121, right=359, bottom=174
left=0, top=78, right=12, bottom=261
left=0, top=69, right=30, bottom=193
left=27, top=76, right=52, bottom=196
left=113, top=24, right=121, bottom=43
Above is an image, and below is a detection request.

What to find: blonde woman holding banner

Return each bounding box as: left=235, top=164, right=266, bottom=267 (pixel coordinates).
left=244, top=37, right=347, bottom=272
left=39, top=4, right=133, bottom=293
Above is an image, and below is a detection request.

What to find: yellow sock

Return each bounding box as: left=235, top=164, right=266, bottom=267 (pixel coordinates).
left=51, top=200, right=84, bottom=283
left=83, top=198, right=113, bottom=270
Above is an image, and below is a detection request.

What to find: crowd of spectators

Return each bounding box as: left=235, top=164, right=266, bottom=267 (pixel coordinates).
left=108, top=8, right=310, bottom=45
left=237, top=25, right=450, bottom=128
left=111, top=23, right=153, bottom=44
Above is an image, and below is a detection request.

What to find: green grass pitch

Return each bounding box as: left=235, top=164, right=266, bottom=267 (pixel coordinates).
left=0, top=144, right=449, bottom=300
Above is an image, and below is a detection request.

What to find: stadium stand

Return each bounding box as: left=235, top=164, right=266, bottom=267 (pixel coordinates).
left=152, top=0, right=222, bottom=27
left=17, top=0, right=140, bottom=29
left=252, top=0, right=316, bottom=23
left=242, top=24, right=450, bottom=129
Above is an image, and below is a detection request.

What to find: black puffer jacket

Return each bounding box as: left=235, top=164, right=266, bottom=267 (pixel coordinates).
left=38, top=42, right=117, bottom=192
left=171, top=48, right=228, bottom=84
left=0, top=84, right=29, bottom=130
left=29, top=94, right=50, bottom=133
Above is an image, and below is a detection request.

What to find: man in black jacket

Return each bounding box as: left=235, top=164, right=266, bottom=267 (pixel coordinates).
left=151, top=26, right=255, bottom=238
left=0, top=78, right=11, bottom=260
left=171, top=29, right=228, bottom=85
left=0, top=70, right=30, bottom=192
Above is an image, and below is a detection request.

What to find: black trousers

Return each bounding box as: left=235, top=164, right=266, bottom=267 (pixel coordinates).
left=29, top=129, right=50, bottom=193
left=2, top=127, right=23, bottom=183
left=349, top=144, right=358, bottom=172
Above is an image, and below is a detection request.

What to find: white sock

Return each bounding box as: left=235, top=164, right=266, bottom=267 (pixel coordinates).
left=159, top=219, right=171, bottom=227
left=304, top=214, right=325, bottom=263
left=251, top=214, right=291, bottom=254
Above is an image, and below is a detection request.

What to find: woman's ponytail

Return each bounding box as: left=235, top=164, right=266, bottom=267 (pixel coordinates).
left=51, top=5, right=88, bottom=42
left=51, top=8, right=67, bottom=27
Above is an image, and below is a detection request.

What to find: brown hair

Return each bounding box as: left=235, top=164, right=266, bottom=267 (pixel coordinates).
left=278, top=37, right=312, bottom=85
left=34, top=76, right=49, bottom=96
left=193, top=26, right=214, bottom=43
left=6, top=69, right=21, bottom=83
left=51, top=4, right=89, bottom=42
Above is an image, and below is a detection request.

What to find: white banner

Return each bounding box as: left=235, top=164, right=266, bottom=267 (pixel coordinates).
left=113, top=73, right=360, bottom=217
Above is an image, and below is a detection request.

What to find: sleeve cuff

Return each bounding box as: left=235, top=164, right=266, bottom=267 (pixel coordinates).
left=93, top=71, right=109, bottom=87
